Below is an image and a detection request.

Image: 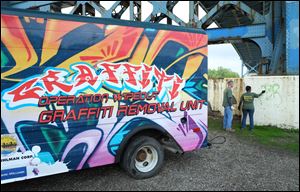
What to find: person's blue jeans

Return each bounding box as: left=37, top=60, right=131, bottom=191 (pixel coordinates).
left=223, top=106, right=233, bottom=129
left=241, top=109, right=255, bottom=130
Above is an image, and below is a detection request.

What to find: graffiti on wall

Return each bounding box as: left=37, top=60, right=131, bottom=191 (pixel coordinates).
left=1, top=13, right=208, bottom=183
left=261, top=83, right=280, bottom=98
left=259, top=83, right=282, bottom=105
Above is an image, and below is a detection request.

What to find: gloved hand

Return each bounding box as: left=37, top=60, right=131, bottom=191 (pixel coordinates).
left=231, top=106, right=235, bottom=110
left=261, top=90, right=266, bottom=94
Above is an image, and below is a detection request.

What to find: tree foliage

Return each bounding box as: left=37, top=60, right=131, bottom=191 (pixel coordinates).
left=208, top=67, right=240, bottom=79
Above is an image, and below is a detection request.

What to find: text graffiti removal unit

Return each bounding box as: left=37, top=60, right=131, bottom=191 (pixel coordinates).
left=2, top=62, right=185, bottom=109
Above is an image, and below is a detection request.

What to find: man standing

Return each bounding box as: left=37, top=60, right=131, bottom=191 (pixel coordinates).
left=222, top=80, right=235, bottom=132
left=238, top=86, right=265, bottom=131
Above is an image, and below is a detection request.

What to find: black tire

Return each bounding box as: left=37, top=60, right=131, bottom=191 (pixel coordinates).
left=121, top=136, right=164, bottom=179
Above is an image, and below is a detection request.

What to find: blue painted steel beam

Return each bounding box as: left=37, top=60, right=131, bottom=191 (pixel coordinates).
left=198, top=1, right=265, bottom=28
left=206, top=24, right=266, bottom=43
left=10, top=1, right=58, bottom=9
left=270, top=28, right=284, bottom=74
left=285, top=1, right=299, bottom=75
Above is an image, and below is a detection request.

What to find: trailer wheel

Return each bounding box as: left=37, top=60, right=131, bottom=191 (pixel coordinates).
left=121, top=136, right=164, bottom=179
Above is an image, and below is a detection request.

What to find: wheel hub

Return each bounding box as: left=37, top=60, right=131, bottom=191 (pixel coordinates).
left=136, top=150, right=147, bottom=162
left=134, top=146, right=159, bottom=173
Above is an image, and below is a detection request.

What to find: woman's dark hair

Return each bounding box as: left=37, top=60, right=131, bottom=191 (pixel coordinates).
left=246, top=86, right=251, bottom=92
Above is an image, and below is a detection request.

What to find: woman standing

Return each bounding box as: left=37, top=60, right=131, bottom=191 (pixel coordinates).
left=238, top=86, right=265, bottom=131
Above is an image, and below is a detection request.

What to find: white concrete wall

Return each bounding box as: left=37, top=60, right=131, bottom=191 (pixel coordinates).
left=243, top=76, right=299, bottom=129
left=208, top=78, right=243, bottom=116
left=208, top=76, right=299, bottom=129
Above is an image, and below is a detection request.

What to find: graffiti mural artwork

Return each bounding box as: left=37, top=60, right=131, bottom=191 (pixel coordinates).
left=1, top=8, right=208, bottom=184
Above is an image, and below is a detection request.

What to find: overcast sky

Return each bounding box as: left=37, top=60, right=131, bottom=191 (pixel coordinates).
left=62, top=1, right=247, bottom=76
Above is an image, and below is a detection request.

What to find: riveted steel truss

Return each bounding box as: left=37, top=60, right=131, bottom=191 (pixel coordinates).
left=1, top=1, right=298, bottom=75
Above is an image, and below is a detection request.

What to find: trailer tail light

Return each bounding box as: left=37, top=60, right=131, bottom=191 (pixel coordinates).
left=193, top=127, right=201, bottom=133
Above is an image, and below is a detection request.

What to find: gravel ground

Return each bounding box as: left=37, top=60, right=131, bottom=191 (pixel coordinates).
left=2, top=129, right=299, bottom=191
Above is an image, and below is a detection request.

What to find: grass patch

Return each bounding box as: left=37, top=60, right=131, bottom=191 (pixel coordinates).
left=208, top=116, right=299, bottom=154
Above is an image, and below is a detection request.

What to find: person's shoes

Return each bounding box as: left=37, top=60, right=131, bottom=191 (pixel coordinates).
left=247, top=130, right=254, bottom=136
left=226, top=128, right=235, bottom=132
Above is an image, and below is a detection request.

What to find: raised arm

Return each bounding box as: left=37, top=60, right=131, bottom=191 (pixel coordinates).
left=254, top=90, right=266, bottom=98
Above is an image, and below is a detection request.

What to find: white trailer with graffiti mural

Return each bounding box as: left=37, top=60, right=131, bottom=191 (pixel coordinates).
left=1, top=7, right=208, bottom=184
